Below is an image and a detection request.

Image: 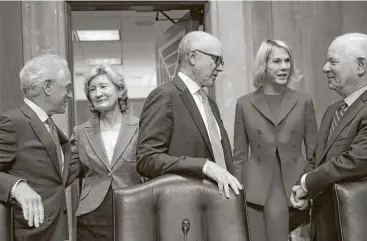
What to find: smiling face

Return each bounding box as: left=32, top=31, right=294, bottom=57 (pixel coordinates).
left=88, top=74, right=121, bottom=113
left=322, top=39, right=359, bottom=97
left=47, top=68, right=72, bottom=115
left=266, top=47, right=291, bottom=86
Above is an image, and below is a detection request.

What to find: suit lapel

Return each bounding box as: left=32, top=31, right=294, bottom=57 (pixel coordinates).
left=277, top=87, right=298, bottom=125
left=250, top=88, right=276, bottom=125
left=320, top=98, right=364, bottom=163
left=314, top=103, right=337, bottom=166
left=84, top=116, right=112, bottom=172
left=19, top=103, right=63, bottom=181
left=173, top=77, right=215, bottom=160
left=110, top=114, right=137, bottom=168
left=57, top=127, right=70, bottom=183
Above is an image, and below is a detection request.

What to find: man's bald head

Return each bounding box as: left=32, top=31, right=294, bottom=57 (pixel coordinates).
left=178, top=31, right=223, bottom=64
left=177, top=31, right=224, bottom=88
left=323, top=32, right=367, bottom=97
left=331, top=33, right=367, bottom=60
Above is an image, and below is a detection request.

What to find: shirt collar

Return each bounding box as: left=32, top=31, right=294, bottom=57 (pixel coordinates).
left=343, top=85, right=367, bottom=107
left=178, top=72, right=201, bottom=95
left=24, top=98, right=49, bottom=123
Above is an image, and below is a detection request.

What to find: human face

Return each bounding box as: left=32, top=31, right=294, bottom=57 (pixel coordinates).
left=190, top=43, right=224, bottom=88
left=266, top=47, right=291, bottom=86
left=88, top=75, right=121, bottom=113
left=322, top=41, right=358, bottom=97
left=48, top=70, right=72, bottom=115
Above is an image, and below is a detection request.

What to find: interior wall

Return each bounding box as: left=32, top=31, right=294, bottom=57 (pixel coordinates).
left=207, top=1, right=367, bottom=144
left=0, top=2, right=23, bottom=112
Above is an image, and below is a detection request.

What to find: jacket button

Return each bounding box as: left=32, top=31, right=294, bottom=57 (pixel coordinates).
left=108, top=173, right=112, bottom=177
left=291, top=129, right=295, bottom=133
left=293, top=156, right=297, bottom=161
left=257, top=143, right=261, bottom=147
left=293, top=142, right=296, bottom=147
left=257, top=129, right=261, bottom=134
left=257, top=157, right=260, bottom=161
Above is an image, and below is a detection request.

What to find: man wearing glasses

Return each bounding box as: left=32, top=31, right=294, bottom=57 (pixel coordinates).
left=137, top=31, right=242, bottom=198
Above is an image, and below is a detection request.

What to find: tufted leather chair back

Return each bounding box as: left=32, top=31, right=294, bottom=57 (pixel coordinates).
left=0, top=202, right=12, bottom=241
left=113, top=174, right=250, bottom=241
left=333, top=179, right=367, bottom=241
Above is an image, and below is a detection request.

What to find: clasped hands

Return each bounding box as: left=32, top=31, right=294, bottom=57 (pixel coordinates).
left=290, top=185, right=309, bottom=210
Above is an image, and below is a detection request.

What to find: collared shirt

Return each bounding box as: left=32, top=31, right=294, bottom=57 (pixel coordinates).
left=343, top=85, right=367, bottom=109
left=24, top=98, right=65, bottom=164
left=301, top=85, right=367, bottom=193
left=178, top=72, right=221, bottom=142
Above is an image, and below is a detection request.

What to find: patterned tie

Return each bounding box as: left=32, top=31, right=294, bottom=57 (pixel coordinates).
left=45, top=118, right=64, bottom=173
left=198, top=89, right=227, bottom=169
left=328, top=100, right=348, bottom=140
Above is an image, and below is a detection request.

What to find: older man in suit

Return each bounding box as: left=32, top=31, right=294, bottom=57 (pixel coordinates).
left=0, top=54, right=78, bottom=241
left=291, top=33, right=367, bottom=241
left=136, top=31, right=242, bottom=198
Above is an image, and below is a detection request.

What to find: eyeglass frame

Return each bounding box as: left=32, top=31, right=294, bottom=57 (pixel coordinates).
left=189, top=49, right=224, bottom=67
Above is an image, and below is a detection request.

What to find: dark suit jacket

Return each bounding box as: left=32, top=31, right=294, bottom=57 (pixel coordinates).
left=233, top=87, right=318, bottom=206
left=136, top=76, right=233, bottom=178
left=70, top=114, right=141, bottom=216
left=304, top=90, right=367, bottom=241
left=0, top=103, right=77, bottom=241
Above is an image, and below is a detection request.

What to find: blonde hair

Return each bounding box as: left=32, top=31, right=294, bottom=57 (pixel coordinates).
left=253, top=40, right=302, bottom=89
left=84, top=65, right=128, bottom=114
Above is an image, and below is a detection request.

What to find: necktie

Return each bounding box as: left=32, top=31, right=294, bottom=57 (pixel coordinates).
left=45, top=118, right=64, bottom=173
left=328, top=100, right=348, bottom=140
left=198, top=89, right=227, bottom=169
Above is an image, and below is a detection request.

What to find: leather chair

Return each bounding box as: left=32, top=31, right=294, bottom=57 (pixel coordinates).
left=332, top=178, right=367, bottom=241
left=113, top=174, right=250, bottom=241
left=0, top=202, right=12, bottom=241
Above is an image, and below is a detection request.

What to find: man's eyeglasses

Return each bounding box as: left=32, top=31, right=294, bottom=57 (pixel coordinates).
left=193, top=49, right=224, bottom=67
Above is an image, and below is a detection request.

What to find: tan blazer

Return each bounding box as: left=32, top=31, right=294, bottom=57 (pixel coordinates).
left=233, top=87, right=318, bottom=206
left=70, top=114, right=141, bottom=216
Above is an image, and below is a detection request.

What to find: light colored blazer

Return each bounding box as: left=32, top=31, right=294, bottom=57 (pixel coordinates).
left=71, top=114, right=141, bottom=216
left=233, top=87, right=318, bottom=206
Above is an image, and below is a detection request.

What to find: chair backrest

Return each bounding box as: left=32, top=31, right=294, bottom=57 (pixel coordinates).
left=0, top=202, right=12, bottom=241
left=113, top=174, right=250, bottom=241
left=333, top=179, right=367, bottom=241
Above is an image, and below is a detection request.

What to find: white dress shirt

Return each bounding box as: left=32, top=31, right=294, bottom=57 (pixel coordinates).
left=301, top=84, right=367, bottom=192
left=178, top=72, right=221, bottom=141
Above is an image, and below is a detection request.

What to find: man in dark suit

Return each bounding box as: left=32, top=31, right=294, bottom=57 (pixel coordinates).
left=0, top=54, right=78, bottom=241
left=290, top=33, right=367, bottom=241
left=136, top=31, right=242, bottom=198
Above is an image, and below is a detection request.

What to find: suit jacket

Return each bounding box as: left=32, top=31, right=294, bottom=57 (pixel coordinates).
left=70, top=114, right=141, bottom=216
left=233, top=87, right=318, bottom=206
left=136, top=76, right=233, bottom=179
left=304, top=90, right=367, bottom=241
left=0, top=102, right=75, bottom=241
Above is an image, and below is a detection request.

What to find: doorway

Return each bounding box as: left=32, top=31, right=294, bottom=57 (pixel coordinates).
left=67, top=2, right=205, bottom=240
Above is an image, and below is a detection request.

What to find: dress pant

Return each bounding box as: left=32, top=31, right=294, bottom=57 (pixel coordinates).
left=246, top=154, right=289, bottom=241
left=77, top=188, right=113, bottom=241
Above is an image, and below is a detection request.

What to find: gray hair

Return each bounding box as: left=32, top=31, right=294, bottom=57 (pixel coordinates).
left=20, top=54, right=70, bottom=97
left=253, top=40, right=302, bottom=89
left=84, top=65, right=129, bottom=114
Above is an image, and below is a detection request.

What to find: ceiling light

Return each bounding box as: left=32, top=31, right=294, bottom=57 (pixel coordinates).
left=87, top=58, right=122, bottom=65
left=76, top=30, right=120, bottom=41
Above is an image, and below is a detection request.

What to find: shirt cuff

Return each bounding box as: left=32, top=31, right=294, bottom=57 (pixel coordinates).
left=301, top=174, right=308, bottom=193
left=202, top=160, right=209, bottom=175
left=11, top=179, right=26, bottom=199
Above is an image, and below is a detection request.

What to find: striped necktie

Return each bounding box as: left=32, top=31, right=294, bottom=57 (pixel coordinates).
left=45, top=118, right=64, bottom=173
left=328, top=100, right=348, bottom=140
